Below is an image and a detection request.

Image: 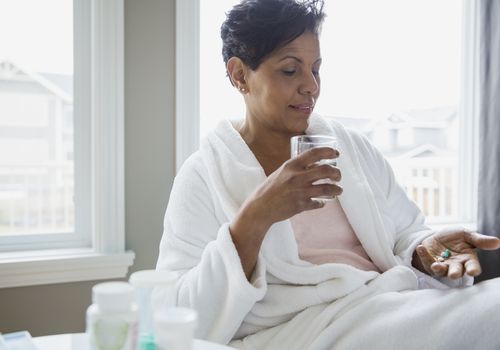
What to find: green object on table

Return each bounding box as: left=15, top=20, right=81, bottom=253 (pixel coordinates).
left=93, top=320, right=130, bottom=350
left=139, top=333, right=156, bottom=350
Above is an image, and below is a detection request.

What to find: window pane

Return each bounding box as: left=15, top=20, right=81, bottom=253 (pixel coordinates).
left=200, top=0, right=463, bottom=224
left=316, top=0, right=462, bottom=223
left=0, top=0, right=74, bottom=235
left=199, top=0, right=245, bottom=139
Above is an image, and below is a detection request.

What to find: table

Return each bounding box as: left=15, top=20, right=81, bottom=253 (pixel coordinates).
left=33, top=333, right=236, bottom=350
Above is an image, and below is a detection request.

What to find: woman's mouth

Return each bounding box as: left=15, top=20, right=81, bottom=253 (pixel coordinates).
left=289, top=103, right=314, bottom=114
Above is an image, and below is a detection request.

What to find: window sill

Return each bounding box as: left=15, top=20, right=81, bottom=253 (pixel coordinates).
left=0, top=249, right=135, bottom=288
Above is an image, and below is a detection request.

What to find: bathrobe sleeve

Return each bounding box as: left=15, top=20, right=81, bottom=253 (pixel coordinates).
left=155, top=153, right=267, bottom=343
left=349, top=130, right=472, bottom=287
left=347, top=130, right=432, bottom=257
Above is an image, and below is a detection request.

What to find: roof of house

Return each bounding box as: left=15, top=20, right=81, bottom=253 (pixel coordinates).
left=384, top=106, right=457, bottom=129
left=326, top=105, right=457, bottom=135
left=383, top=143, right=454, bottom=158
left=324, top=115, right=380, bottom=134
left=0, top=60, right=73, bottom=102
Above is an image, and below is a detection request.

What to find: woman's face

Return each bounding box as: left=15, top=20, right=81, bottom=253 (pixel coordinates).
left=244, top=31, right=321, bottom=136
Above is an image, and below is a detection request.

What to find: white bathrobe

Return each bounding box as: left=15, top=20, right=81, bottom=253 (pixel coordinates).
left=156, top=114, right=500, bottom=349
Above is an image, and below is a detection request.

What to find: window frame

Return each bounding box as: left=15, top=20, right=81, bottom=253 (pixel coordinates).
left=175, top=0, right=200, bottom=172
left=457, top=0, right=480, bottom=226
left=175, top=0, right=479, bottom=229
left=0, top=0, right=134, bottom=288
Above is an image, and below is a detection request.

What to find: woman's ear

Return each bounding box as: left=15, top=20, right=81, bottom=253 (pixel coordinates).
left=227, top=57, right=248, bottom=93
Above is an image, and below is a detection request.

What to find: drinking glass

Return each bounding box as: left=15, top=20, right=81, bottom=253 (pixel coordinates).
left=290, top=134, right=340, bottom=201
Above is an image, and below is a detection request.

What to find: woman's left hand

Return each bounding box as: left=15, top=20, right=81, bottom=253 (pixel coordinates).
left=414, top=228, right=500, bottom=279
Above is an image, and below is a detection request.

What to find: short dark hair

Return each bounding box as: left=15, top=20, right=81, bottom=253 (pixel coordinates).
left=221, top=0, right=325, bottom=71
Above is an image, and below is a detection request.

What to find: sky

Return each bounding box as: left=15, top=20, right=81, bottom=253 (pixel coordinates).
left=200, top=0, right=463, bottom=136
left=0, top=0, right=73, bottom=75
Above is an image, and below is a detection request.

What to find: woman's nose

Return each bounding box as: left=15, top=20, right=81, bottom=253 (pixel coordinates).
left=299, top=72, right=319, bottom=95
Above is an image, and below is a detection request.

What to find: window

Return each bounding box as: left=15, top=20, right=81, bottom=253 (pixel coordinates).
left=0, top=0, right=134, bottom=288
left=177, top=0, right=479, bottom=227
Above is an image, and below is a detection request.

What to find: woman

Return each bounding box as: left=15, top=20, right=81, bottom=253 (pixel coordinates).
left=156, top=0, right=500, bottom=349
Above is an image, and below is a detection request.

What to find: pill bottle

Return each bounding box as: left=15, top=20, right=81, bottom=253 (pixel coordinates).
left=129, top=270, right=177, bottom=350
left=154, top=307, right=198, bottom=350
left=87, top=281, right=138, bottom=350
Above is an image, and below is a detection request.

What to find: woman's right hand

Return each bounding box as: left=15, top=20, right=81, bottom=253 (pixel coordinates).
left=244, top=146, right=342, bottom=228
left=229, top=146, right=341, bottom=279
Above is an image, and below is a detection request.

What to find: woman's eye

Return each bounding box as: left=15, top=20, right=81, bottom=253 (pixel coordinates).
left=312, top=70, right=320, bottom=77
left=282, top=70, right=296, bottom=76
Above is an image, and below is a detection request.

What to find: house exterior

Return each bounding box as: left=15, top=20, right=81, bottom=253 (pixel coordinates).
left=331, top=106, right=458, bottom=222
left=0, top=60, right=74, bottom=235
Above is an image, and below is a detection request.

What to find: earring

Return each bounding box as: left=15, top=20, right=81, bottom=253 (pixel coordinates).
left=238, top=86, right=247, bottom=93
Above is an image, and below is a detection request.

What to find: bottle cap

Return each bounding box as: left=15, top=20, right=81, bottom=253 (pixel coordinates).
left=129, top=270, right=176, bottom=288
left=92, top=282, right=135, bottom=310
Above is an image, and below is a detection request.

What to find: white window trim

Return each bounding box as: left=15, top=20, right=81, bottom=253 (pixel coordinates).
left=0, top=249, right=133, bottom=288
left=175, top=0, right=200, bottom=172
left=457, top=0, right=480, bottom=228
left=0, top=0, right=134, bottom=289
left=176, top=1, right=480, bottom=228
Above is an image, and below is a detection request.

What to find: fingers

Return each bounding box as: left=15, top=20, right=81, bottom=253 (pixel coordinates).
left=295, top=147, right=339, bottom=169
left=430, top=262, right=448, bottom=277
left=308, top=183, right=343, bottom=199
left=416, top=244, right=463, bottom=279
left=463, top=231, right=500, bottom=250
left=302, top=195, right=339, bottom=212
left=288, top=149, right=342, bottom=192
left=432, top=260, right=480, bottom=279
left=447, top=261, right=464, bottom=279
left=305, top=198, right=327, bottom=211
left=415, top=245, right=436, bottom=275
left=429, top=255, right=480, bottom=279
left=307, top=164, right=341, bottom=184
left=464, top=258, right=482, bottom=276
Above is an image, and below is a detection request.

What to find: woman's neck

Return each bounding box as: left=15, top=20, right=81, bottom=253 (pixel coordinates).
left=236, top=119, right=302, bottom=175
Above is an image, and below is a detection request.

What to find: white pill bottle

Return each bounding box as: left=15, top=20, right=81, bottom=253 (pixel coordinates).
left=87, top=282, right=138, bottom=350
